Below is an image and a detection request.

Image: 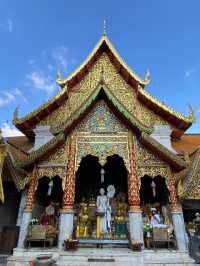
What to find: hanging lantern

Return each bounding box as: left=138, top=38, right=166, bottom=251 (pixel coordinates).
left=47, top=180, right=53, bottom=196
left=151, top=179, right=156, bottom=197
left=100, top=168, right=105, bottom=183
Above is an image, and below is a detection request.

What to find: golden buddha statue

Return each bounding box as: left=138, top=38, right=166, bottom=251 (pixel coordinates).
left=115, top=195, right=128, bottom=238
left=115, top=209, right=126, bottom=223
left=79, top=196, right=87, bottom=213
left=117, top=195, right=128, bottom=218
left=76, top=206, right=89, bottom=238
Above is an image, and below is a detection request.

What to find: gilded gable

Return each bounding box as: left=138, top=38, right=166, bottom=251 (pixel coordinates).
left=38, top=54, right=170, bottom=130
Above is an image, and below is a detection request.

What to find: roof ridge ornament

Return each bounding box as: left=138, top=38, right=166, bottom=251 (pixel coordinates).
left=188, top=103, right=196, bottom=123
left=13, top=106, right=20, bottom=123
left=103, top=19, right=107, bottom=36
left=56, top=70, right=62, bottom=81
left=144, top=69, right=151, bottom=84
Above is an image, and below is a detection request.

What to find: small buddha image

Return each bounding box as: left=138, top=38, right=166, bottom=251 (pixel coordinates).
left=117, top=195, right=128, bottom=218
left=41, top=202, right=56, bottom=226
left=79, top=196, right=87, bottom=212
left=76, top=206, right=89, bottom=238
left=115, top=195, right=128, bottom=239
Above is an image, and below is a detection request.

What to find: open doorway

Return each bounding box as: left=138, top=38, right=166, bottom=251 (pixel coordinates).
left=74, top=154, right=129, bottom=240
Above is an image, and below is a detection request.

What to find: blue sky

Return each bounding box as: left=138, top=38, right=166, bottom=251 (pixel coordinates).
left=0, top=0, right=200, bottom=136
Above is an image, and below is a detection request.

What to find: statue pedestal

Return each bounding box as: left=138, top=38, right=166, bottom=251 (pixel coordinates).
left=58, top=210, right=74, bottom=249
left=129, top=210, right=144, bottom=246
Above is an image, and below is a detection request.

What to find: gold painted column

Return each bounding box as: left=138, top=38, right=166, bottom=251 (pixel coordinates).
left=58, top=136, right=76, bottom=249
left=128, top=134, right=140, bottom=210
left=128, top=133, right=144, bottom=245
left=168, top=173, right=181, bottom=212
left=63, top=137, right=76, bottom=211
left=25, top=169, right=38, bottom=211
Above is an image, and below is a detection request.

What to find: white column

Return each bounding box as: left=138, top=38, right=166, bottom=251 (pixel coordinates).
left=129, top=210, right=144, bottom=245
left=58, top=210, right=74, bottom=249
left=17, top=210, right=32, bottom=248
left=16, top=190, right=26, bottom=226
left=172, top=211, right=188, bottom=250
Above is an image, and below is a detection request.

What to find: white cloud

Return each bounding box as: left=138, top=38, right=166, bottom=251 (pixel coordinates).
left=52, top=46, right=68, bottom=70
left=28, top=59, right=36, bottom=65
left=7, top=19, right=13, bottom=32
left=0, top=18, right=13, bottom=33
left=0, top=88, right=26, bottom=107
left=27, top=71, right=55, bottom=94
left=1, top=122, right=24, bottom=137
left=185, top=68, right=196, bottom=78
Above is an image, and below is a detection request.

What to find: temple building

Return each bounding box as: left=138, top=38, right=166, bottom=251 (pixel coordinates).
left=0, top=33, right=199, bottom=265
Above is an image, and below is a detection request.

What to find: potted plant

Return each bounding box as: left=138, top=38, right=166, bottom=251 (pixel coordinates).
left=143, top=223, right=152, bottom=238
left=130, top=240, right=143, bottom=251
left=64, top=238, right=79, bottom=250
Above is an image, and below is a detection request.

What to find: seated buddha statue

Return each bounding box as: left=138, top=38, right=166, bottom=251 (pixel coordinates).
left=76, top=206, right=89, bottom=238
left=115, top=209, right=126, bottom=223
left=114, top=196, right=128, bottom=238
left=117, top=195, right=128, bottom=218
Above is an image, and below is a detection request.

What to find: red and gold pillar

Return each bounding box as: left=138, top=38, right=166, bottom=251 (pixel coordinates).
left=25, top=169, right=38, bottom=211
left=128, top=133, right=143, bottom=244
left=128, top=134, right=140, bottom=211
left=168, top=172, right=181, bottom=212
left=63, top=136, right=76, bottom=211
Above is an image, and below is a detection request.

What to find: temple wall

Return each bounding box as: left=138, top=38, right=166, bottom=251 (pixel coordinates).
left=37, top=54, right=171, bottom=131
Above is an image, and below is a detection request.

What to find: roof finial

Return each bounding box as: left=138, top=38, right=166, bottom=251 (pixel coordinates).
left=103, top=19, right=107, bottom=36
left=188, top=103, right=196, bottom=123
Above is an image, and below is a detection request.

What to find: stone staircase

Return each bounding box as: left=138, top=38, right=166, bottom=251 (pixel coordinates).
left=7, top=248, right=197, bottom=266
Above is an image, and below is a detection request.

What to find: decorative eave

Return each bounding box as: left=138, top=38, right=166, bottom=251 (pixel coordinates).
left=178, top=147, right=200, bottom=199
left=51, top=83, right=153, bottom=135
left=16, top=132, right=65, bottom=168
left=137, top=87, right=195, bottom=136
left=140, top=132, right=187, bottom=171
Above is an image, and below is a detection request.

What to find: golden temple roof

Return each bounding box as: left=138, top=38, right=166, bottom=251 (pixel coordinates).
left=13, top=34, right=194, bottom=138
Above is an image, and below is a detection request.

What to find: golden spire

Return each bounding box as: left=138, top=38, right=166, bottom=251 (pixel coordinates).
left=103, top=19, right=107, bottom=36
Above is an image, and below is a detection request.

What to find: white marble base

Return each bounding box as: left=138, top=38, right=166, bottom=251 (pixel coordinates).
left=17, top=211, right=32, bottom=248
left=58, top=211, right=74, bottom=249
left=7, top=248, right=195, bottom=266
left=172, top=211, right=188, bottom=251
left=129, top=210, right=144, bottom=245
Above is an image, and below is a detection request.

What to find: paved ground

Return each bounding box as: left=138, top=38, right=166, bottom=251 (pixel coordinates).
left=0, top=255, right=8, bottom=266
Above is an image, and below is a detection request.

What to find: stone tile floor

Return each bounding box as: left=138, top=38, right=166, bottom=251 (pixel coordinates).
left=0, top=255, right=8, bottom=266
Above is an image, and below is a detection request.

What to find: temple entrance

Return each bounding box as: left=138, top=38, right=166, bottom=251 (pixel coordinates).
left=140, top=175, right=173, bottom=247
left=31, top=175, right=63, bottom=247
left=74, top=154, right=129, bottom=241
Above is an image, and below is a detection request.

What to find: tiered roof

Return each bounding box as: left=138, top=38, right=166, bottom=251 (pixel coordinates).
left=13, top=35, right=195, bottom=138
